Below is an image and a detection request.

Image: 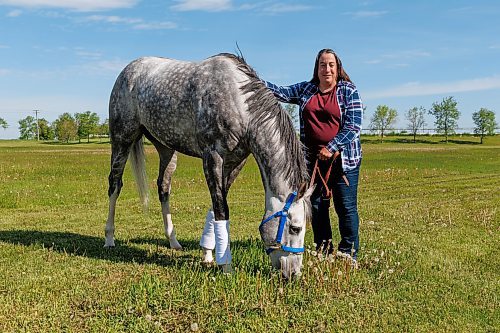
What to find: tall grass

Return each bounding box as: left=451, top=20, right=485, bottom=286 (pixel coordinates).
left=0, top=137, right=498, bottom=332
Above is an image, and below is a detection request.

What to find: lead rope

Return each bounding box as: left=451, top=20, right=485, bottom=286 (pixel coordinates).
left=309, top=152, right=349, bottom=199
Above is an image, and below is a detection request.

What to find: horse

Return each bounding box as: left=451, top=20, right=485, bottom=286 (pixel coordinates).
left=104, top=53, right=313, bottom=279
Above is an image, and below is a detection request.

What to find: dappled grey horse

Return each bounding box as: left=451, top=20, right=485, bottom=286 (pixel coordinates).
left=104, top=53, right=312, bottom=278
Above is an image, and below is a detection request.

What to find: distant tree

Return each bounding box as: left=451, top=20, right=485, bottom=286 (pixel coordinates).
left=97, top=118, right=110, bottom=140
left=472, top=108, right=497, bottom=144
left=75, top=111, right=100, bottom=143
left=37, top=118, right=55, bottom=140
left=428, top=96, right=460, bottom=143
left=0, top=118, right=7, bottom=130
left=18, top=115, right=37, bottom=140
left=283, top=103, right=299, bottom=133
left=54, top=113, right=78, bottom=143
left=406, top=106, right=426, bottom=143
left=370, top=105, right=398, bottom=142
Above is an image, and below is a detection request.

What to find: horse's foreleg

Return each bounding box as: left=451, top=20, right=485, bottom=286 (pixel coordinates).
left=200, top=157, right=247, bottom=265
left=105, top=145, right=130, bottom=248
left=158, top=151, right=182, bottom=250
left=202, top=150, right=231, bottom=272
left=200, top=208, right=215, bottom=263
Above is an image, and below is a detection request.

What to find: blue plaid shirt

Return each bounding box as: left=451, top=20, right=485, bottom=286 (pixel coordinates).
left=264, top=80, right=363, bottom=171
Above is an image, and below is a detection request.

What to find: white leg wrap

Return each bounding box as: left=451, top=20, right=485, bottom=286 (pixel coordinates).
left=213, top=219, right=231, bottom=265
left=199, top=210, right=215, bottom=250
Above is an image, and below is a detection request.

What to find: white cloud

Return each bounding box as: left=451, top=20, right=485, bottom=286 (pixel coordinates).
left=87, top=59, right=128, bottom=72
left=85, top=14, right=142, bottom=25
left=348, top=10, right=388, bottom=18
left=6, top=9, right=22, bottom=16
left=382, top=50, right=431, bottom=59
left=262, top=3, right=312, bottom=14
left=364, top=76, right=500, bottom=99
left=0, top=0, right=138, bottom=11
left=365, top=49, right=431, bottom=66
left=74, top=49, right=102, bottom=60
left=83, top=15, right=177, bottom=30
left=0, top=68, right=11, bottom=76
left=133, top=22, right=177, bottom=30
left=0, top=44, right=10, bottom=49
left=170, top=0, right=232, bottom=12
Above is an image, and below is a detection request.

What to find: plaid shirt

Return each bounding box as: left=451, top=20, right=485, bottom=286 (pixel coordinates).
left=264, top=80, right=363, bottom=170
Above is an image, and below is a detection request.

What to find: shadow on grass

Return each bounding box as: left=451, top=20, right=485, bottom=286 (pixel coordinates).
left=0, top=230, right=268, bottom=271
left=392, top=138, right=439, bottom=144
left=447, top=139, right=480, bottom=145
left=0, top=230, right=189, bottom=267
left=41, top=141, right=111, bottom=145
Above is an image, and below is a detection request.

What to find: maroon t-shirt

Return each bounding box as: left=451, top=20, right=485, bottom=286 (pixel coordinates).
left=302, top=87, right=341, bottom=155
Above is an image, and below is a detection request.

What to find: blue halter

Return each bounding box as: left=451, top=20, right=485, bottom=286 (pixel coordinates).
left=259, top=191, right=305, bottom=255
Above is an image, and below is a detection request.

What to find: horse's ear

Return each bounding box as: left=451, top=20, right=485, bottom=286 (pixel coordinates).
left=297, top=182, right=315, bottom=200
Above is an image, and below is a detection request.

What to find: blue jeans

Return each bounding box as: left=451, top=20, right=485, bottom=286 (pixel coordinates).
left=309, top=159, right=360, bottom=258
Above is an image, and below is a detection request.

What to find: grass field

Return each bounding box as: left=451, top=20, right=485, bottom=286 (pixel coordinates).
left=0, top=136, right=499, bottom=332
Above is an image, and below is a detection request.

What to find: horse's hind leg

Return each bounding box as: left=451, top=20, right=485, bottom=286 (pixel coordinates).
left=105, top=142, right=133, bottom=247
left=157, top=149, right=182, bottom=250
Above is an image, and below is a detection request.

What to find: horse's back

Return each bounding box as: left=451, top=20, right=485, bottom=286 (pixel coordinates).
left=109, top=55, right=251, bottom=157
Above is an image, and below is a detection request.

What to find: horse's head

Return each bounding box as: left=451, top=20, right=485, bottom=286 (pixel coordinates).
left=259, top=184, right=314, bottom=280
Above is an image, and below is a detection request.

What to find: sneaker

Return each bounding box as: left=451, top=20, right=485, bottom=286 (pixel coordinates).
left=336, top=251, right=359, bottom=269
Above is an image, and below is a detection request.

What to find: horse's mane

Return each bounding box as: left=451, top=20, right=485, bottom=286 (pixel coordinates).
left=215, top=53, right=309, bottom=189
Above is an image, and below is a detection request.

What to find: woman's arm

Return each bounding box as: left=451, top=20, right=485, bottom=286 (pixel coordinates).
left=264, top=81, right=307, bottom=105
left=326, top=85, right=363, bottom=153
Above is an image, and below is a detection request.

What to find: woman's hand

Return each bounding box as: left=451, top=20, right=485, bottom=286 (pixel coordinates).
left=318, top=147, right=333, bottom=160
left=318, top=147, right=340, bottom=161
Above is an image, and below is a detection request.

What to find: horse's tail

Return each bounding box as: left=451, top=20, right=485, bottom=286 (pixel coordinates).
left=129, top=136, right=149, bottom=211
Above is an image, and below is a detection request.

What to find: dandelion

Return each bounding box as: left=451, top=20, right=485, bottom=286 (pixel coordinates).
left=190, top=323, right=199, bottom=331
left=373, top=257, right=380, bottom=263
left=388, top=269, right=394, bottom=274
left=337, top=270, right=343, bottom=276
left=311, top=251, right=317, bottom=257
left=145, top=314, right=152, bottom=321
left=278, top=287, right=284, bottom=295
left=307, top=260, right=313, bottom=267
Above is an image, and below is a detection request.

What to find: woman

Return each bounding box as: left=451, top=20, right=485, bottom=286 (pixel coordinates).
left=264, top=49, right=363, bottom=265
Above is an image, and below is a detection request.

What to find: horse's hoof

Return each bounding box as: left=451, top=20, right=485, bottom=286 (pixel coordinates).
left=103, top=240, right=115, bottom=248
left=169, top=240, right=183, bottom=250
left=219, top=264, right=232, bottom=274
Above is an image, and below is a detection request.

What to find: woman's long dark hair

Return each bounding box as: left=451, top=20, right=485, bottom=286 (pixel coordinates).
left=310, top=49, right=352, bottom=85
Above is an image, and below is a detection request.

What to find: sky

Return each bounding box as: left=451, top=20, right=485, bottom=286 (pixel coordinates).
left=0, top=0, right=499, bottom=139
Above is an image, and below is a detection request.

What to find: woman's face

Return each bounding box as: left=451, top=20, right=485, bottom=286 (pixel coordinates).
left=317, top=52, right=337, bottom=88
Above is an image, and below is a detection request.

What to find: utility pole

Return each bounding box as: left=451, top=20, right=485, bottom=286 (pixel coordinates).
left=33, top=109, right=40, bottom=141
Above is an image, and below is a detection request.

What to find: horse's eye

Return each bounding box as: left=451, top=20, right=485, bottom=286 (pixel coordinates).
left=289, top=225, right=302, bottom=235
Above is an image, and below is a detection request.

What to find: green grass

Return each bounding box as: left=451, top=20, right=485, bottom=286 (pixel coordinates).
left=0, top=136, right=499, bottom=332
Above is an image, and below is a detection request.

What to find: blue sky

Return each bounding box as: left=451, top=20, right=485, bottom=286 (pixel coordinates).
left=0, top=0, right=499, bottom=139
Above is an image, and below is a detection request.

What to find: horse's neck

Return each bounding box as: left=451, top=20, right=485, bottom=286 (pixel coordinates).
left=252, top=146, right=296, bottom=212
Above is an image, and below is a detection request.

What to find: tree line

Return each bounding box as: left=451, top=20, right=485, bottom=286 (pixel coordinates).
left=369, top=96, right=498, bottom=144
left=0, top=111, right=109, bottom=143
left=1, top=98, right=498, bottom=144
